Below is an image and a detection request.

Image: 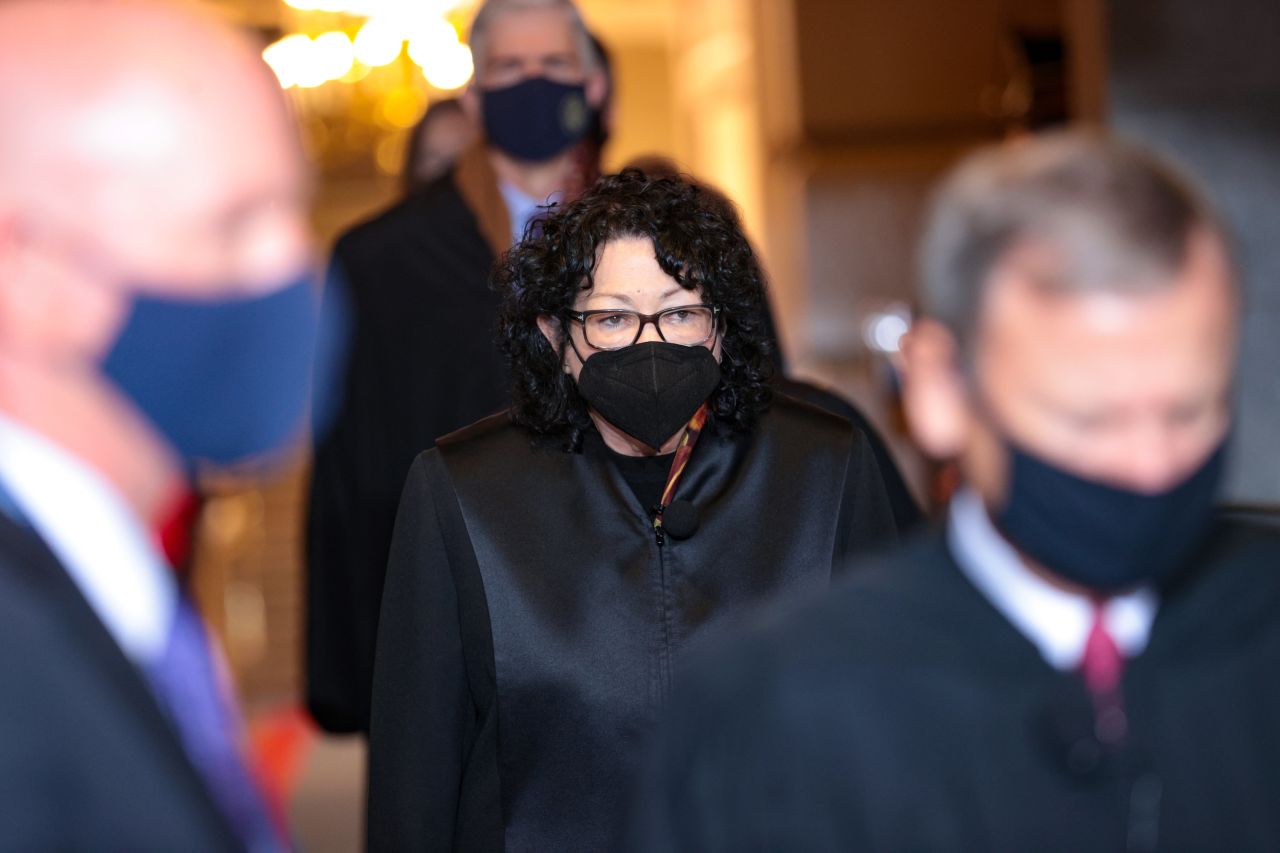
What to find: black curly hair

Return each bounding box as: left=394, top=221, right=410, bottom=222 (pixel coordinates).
left=495, top=169, right=775, bottom=451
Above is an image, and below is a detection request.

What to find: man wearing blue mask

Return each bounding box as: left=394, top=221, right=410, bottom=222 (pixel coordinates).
left=307, top=0, right=609, bottom=735
left=629, top=131, right=1280, bottom=851
left=0, top=0, right=337, bottom=848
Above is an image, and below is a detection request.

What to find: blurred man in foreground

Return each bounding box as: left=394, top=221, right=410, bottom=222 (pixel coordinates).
left=631, top=131, right=1280, bottom=851
left=307, top=0, right=609, bottom=735
left=0, top=1, right=333, bottom=848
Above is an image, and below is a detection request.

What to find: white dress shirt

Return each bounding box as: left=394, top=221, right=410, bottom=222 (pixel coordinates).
left=947, top=487, right=1157, bottom=671
left=0, top=412, right=176, bottom=665
left=499, top=179, right=563, bottom=246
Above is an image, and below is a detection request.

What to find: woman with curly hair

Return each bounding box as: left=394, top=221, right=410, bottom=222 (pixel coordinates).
left=367, top=170, right=899, bottom=851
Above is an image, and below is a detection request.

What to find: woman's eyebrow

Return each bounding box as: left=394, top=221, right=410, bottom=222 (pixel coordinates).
left=583, top=292, right=637, bottom=307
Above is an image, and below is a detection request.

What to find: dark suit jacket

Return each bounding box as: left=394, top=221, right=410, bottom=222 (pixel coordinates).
left=631, top=522, right=1280, bottom=852
left=0, top=512, right=241, bottom=850
left=306, top=143, right=513, bottom=735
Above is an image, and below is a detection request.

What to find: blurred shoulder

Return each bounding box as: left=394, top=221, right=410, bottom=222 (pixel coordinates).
left=678, top=534, right=959, bottom=700
left=332, top=174, right=467, bottom=258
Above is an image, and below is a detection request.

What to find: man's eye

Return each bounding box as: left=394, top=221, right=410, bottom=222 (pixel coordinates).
left=1168, top=405, right=1209, bottom=427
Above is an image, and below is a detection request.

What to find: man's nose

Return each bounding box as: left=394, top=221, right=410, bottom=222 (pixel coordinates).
left=1109, top=425, right=1198, bottom=494
left=518, top=58, right=547, bottom=80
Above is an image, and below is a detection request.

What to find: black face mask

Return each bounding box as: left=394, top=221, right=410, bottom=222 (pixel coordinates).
left=576, top=342, right=720, bottom=451
left=992, top=437, right=1228, bottom=592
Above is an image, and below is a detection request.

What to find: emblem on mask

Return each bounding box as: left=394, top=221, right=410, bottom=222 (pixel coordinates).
left=560, top=92, right=587, bottom=136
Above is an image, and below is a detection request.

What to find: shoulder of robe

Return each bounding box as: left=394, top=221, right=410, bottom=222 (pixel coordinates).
left=433, top=411, right=562, bottom=476
left=758, top=392, right=859, bottom=452
left=436, top=410, right=520, bottom=449
left=1151, top=517, right=1280, bottom=653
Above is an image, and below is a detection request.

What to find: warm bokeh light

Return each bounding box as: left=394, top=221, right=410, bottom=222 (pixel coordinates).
left=262, top=31, right=357, bottom=89
left=353, top=17, right=404, bottom=67
left=405, top=17, right=459, bottom=68
left=374, top=133, right=407, bottom=175
left=262, top=0, right=479, bottom=182
left=262, top=33, right=313, bottom=89
left=378, top=87, right=427, bottom=129
left=283, top=0, right=471, bottom=19
left=312, top=31, right=356, bottom=85
left=420, top=42, right=473, bottom=90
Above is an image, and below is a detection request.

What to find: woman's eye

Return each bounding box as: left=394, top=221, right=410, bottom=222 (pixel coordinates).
left=667, top=311, right=693, bottom=324
left=597, top=314, right=630, bottom=329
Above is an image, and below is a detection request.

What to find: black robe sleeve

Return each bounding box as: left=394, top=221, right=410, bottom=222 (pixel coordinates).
left=774, top=376, right=923, bottom=532
left=305, top=252, right=395, bottom=734
left=367, top=452, right=502, bottom=853
left=306, top=184, right=507, bottom=736
left=833, top=428, right=900, bottom=567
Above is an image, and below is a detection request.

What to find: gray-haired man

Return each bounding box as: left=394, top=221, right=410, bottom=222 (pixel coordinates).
left=307, top=0, right=608, bottom=736
left=629, top=131, right=1280, bottom=852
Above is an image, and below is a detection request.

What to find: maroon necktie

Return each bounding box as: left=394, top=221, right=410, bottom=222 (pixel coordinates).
left=1080, top=600, right=1127, bottom=744
left=154, top=489, right=201, bottom=572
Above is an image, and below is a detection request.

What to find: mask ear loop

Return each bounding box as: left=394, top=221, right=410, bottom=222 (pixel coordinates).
left=560, top=315, right=590, bottom=372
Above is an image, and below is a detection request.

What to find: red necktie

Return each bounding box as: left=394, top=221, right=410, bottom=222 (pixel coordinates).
left=154, top=489, right=201, bottom=571
left=1081, top=601, right=1123, bottom=696
left=1080, top=600, right=1127, bottom=744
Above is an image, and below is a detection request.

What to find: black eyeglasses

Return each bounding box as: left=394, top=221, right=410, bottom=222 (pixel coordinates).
left=566, top=304, right=719, bottom=351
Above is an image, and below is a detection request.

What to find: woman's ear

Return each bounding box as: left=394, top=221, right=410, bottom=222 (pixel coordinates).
left=536, top=314, right=562, bottom=354
left=536, top=314, right=575, bottom=375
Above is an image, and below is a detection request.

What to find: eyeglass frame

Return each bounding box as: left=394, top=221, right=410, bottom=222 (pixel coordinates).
left=563, top=303, right=721, bottom=351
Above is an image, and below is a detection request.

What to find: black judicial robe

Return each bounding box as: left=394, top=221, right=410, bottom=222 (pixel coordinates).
left=773, top=375, right=922, bottom=532
left=366, top=397, right=899, bottom=852
left=307, top=170, right=509, bottom=735
left=0, top=512, right=241, bottom=850
left=630, top=523, right=1280, bottom=852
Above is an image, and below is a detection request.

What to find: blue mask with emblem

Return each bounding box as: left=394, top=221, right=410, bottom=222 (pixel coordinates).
left=101, top=272, right=347, bottom=471
left=481, top=76, right=592, bottom=162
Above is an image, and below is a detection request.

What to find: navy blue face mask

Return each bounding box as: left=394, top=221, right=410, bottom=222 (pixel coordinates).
left=992, top=437, right=1228, bottom=592
left=101, top=273, right=345, bottom=471
left=481, top=76, right=592, bottom=162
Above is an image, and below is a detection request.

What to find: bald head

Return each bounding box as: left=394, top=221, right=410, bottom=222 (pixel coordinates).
left=0, top=0, right=319, bottom=516
left=0, top=0, right=309, bottom=290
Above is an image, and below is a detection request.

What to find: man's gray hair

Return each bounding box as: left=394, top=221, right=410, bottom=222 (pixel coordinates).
left=468, top=0, right=599, bottom=78
left=918, top=130, right=1230, bottom=351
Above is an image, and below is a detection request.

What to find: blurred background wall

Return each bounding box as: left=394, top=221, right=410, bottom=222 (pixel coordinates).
left=1108, top=0, right=1280, bottom=508
left=180, top=0, right=1272, bottom=846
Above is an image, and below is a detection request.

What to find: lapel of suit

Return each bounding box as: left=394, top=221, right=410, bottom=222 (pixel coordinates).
left=0, top=511, right=242, bottom=847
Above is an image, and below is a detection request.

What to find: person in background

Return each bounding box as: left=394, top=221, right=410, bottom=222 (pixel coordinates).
left=402, top=98, right=477, bottom=193
left=367, top=171, right=898, bottom=851
left=307, top=0, right=609, bottom=736
left=629, top=131, right=1280, bottom=851
left=0, top=0, right=339, bottom=848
